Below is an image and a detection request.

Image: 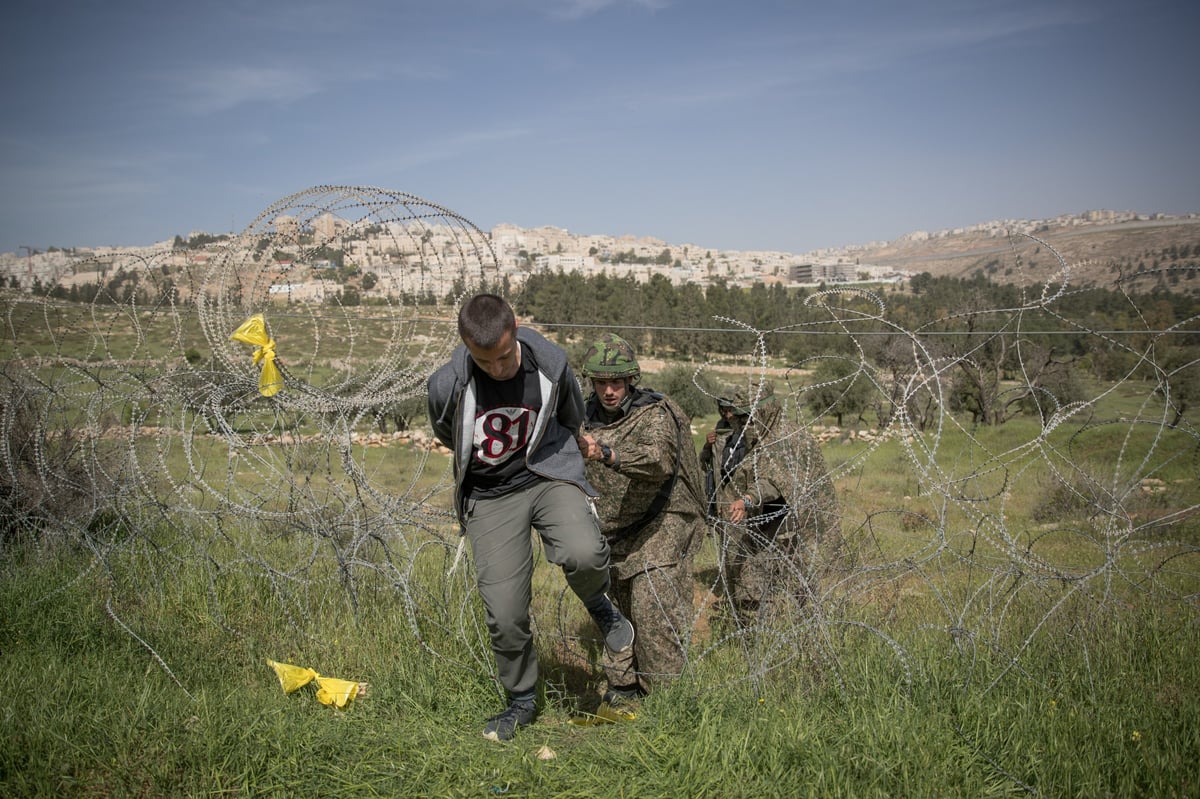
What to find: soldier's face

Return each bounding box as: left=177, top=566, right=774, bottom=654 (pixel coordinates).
left=592, top=377, right=628, bottom=409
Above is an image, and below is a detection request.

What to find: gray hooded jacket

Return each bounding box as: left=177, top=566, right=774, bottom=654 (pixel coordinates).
left=427, top=326, right=597, bottom=525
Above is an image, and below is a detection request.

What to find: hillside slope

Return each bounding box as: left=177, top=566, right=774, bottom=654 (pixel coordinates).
left=854, top=217, right=1200, bottom=291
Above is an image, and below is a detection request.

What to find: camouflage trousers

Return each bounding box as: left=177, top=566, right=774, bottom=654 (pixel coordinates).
left=724, top=523, right=811, bottom=611
left=602, top=556, right=695, bottom=693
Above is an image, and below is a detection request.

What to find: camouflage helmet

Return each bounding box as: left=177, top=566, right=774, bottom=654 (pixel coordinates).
left=580, top=333, right=640, bottom=379
left=730, top=380, right=775, bottom=415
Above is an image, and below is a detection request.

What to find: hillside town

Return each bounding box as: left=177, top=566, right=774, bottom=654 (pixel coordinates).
left=0, top=209, right=1190, bottom=301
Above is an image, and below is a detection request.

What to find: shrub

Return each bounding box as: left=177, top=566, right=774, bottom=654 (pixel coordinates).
left=643, top=363, right=726, bottom=419
left=0, top=365, right=119, bottom=549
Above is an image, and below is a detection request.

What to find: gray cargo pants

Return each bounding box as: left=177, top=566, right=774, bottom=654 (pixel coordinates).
left=465, top=479, right=612, bottom=698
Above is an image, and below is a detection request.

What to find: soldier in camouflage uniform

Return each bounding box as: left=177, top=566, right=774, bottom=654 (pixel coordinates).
left=714, top=380, right=840, bottom=617
left=576, top=333, right=707, bottom=706
left=699, top=394, right=737, bottom=520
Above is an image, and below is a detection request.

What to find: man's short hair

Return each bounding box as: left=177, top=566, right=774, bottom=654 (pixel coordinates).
left=458, top=293, right=516, bottom=348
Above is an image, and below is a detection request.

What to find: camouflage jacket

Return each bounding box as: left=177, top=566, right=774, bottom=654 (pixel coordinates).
left=583, top=388, right=707, bottom=579
left=716, top=400, right=839, bottom=544
left=700, top=418, right=741, bottom=518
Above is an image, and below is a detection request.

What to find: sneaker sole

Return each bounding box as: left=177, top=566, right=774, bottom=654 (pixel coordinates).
left=608, top=623, right=635, bottom=653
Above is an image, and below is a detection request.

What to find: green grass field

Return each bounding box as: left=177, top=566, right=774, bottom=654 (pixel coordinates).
left=2, top=297, right=1198, bottom=796
left=3, top=520, right=1198, bottom=798
left=3, top=416, right=1197, bottom=797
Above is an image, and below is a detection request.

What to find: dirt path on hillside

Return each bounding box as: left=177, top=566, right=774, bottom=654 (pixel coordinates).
left=638, top=358, right=796, bottom=377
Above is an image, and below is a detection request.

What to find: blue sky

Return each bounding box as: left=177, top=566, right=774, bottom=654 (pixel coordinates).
left=2, top=0, right=1197, bottom=257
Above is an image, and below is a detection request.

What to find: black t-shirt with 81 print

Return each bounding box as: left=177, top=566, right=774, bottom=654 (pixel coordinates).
left=467, top=343, right=543, bottom=499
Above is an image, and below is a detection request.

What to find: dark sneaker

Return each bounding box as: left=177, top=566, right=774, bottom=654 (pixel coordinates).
left=482, top=700, right=537, bottom=742
left=586, top=594, right=635, bottom=653
left=602, top=685, right=644, bottom=707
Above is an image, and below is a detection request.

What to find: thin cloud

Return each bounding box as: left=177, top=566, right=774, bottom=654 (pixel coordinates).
left=534, top=0, right=669, bottom=21
left=584, top=5, right=1093, bottom=114
left=169, top=65, right=327, bottom=114
left=744, top=4, right=1088, bottom=77
left=349, top=124, right=533, bottom=176
left=2, top=151, right=166, bottom=205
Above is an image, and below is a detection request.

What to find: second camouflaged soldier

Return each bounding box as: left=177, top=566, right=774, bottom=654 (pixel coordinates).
left=576, top=333, right=707, bottom=707
left=714, top=380, right=840, bottom=618
left=699, top=394, right=737, bottom=520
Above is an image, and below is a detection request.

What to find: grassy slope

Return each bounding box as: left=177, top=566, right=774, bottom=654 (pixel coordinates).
left=3, top=395, right=1198, bottom=797
left=2, top=298, right=1198, bottom=796
left=2, top=545, right=1198, bottom=798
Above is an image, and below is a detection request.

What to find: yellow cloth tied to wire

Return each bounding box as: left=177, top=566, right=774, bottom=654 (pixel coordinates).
left=230, top=314, right=283, bottom=397
left=266, top=659, right=363, bottom=709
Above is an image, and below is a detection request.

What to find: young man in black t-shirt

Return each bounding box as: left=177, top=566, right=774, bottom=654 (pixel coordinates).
left=427, top=293, right=635, bottom=741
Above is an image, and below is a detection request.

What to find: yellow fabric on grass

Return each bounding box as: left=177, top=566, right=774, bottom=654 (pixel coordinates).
left=266, top=659, right=361, bottom=708
left=567, top=702, right=637, bottom=726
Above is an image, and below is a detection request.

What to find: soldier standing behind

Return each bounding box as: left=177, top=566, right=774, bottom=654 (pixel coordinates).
left=699, top=394, right=738, bottom=520
left=576, top=333, right=707, bottom=708
left=714, top=380, right=840, bottom=618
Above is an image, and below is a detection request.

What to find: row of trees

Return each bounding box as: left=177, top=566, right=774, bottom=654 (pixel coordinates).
left=511, top=270, right=1199, bottom=429
left=16, top=262, right=1198, bottom=430
left=514, top=270, right=1194, bottom=360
